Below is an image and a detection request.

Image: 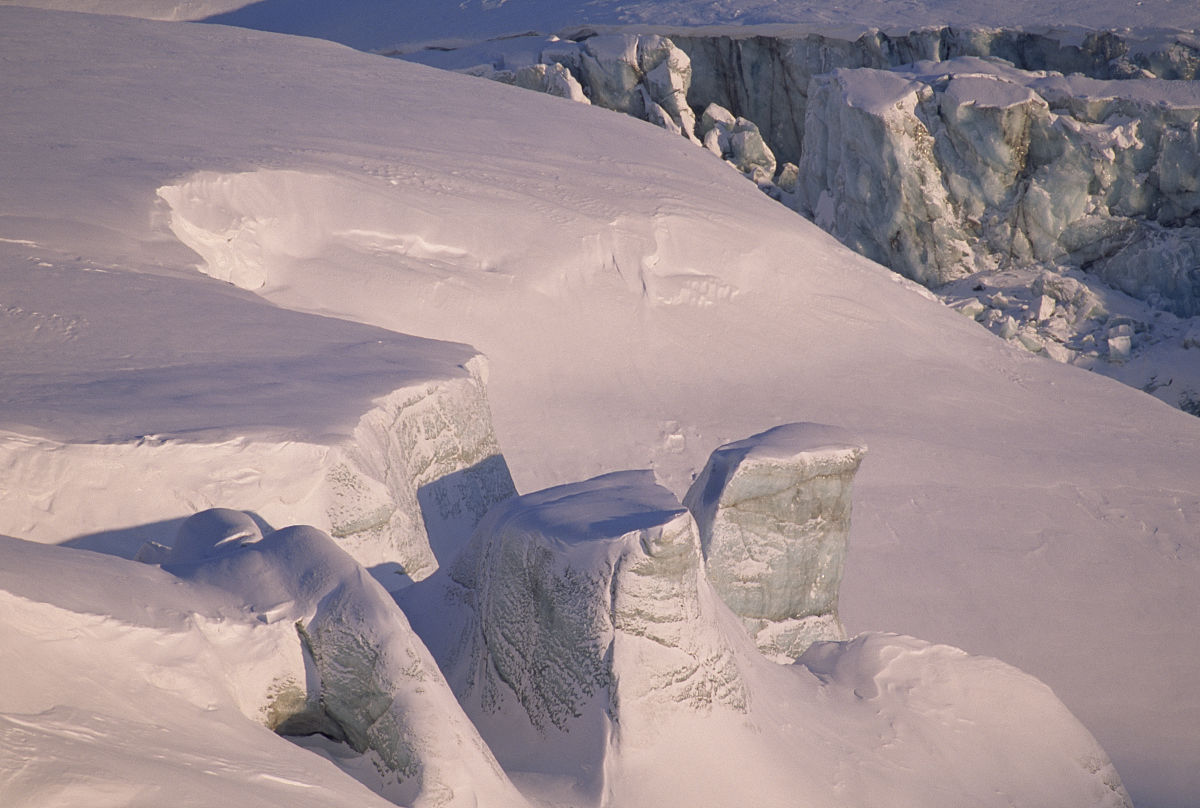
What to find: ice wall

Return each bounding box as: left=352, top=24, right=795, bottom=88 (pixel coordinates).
left=684, top=423, right=867, bottom=660
left=799, top=59, right=1200, bottom=310
left=403, top=471, right=745, bottom=792
left=328, top=356, right=517, bottom=582
left=410, top=26, right=1200, bottom=328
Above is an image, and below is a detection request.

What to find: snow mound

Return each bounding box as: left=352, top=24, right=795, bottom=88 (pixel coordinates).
left=797, top=632, right=1131, bottom=808
left=684, top=422, right=866, bottom=660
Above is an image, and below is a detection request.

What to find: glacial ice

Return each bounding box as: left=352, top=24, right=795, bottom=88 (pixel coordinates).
left=401, top=468, right=746, bottom=795
left=684, top=423, right=867, bottom=660
left=799, top=58, right=1200, bottom=301
left=396, top=438, right=1131, bottom=807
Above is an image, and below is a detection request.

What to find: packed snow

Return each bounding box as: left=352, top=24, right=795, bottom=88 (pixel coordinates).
left=1, top=3, right=1199, bottom=808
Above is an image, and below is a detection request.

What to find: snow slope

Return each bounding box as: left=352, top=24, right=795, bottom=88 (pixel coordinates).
left=1, top=6, right=1199, bottom=808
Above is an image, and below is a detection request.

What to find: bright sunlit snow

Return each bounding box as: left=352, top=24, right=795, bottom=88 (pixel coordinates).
left=0, top=3, right=1198, bottom=808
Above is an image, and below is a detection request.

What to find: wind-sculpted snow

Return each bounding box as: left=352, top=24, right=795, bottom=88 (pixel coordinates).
left=684, top=423, right=866, bottom=660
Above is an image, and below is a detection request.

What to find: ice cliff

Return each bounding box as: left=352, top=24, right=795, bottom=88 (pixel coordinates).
left=798, top=58, right=1200, bottom=303
left=683, top=423, right=866, bottom=661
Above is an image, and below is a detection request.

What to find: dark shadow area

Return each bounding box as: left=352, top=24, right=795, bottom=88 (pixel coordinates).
left=60, top=511, right=276, bottom=560
left=417, top=453, right=517, bottom=568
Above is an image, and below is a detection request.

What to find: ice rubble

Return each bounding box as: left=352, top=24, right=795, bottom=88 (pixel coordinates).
left=684, top=423, right=866, bottom=661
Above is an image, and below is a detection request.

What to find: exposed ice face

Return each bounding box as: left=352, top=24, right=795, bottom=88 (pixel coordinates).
left=671, top=27, right=1200, bottom=168
left=684, top=423, right=866, bottom=660
left=402, top=470, right=745, bottom=796
left=329, top=355, right=518, bottom=585
left=799, top=58, right=1200, bottom=312
left=425, top=33, right=700, bottom=141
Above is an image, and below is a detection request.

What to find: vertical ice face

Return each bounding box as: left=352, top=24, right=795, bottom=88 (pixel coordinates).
left=798, top=58, right=1200, bottom=313
left=798, top=68, right=980, bottom=285
left=326, top=354, right=518, bottom=585
left=684, top=423, right=866, bottom=661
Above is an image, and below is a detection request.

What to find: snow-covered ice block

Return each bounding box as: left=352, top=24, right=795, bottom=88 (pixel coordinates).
left=798, top=56, right=1200, bottom=313
left=1108, top=334, right=1133, bottom=362
left=164, top=518, right=530, bottom=807
left=798, top=67, right=979, bottom=285
left=0, top=263, right=515, bottom=584
left=684, top=423, right=866, bottom=660
left=954, top=297, right=988, bottom=319
left=404, top=470, right=744, bottom=799
left=1032, top=294, right=1057, bottom=321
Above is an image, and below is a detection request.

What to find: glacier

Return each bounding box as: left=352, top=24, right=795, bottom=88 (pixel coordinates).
left=3, top=6, right=1200, bottom=807
left=400, top=458, right=1129, bottom=807
left=0, top=246, right=514, bottom=587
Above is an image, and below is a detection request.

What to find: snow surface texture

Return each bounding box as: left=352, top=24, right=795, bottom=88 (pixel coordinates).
left=684, top=423, right=867, bottom=661
left=401, top=467, right=1128, bottom=807
left=2, top=7, right=1200, bottom=808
